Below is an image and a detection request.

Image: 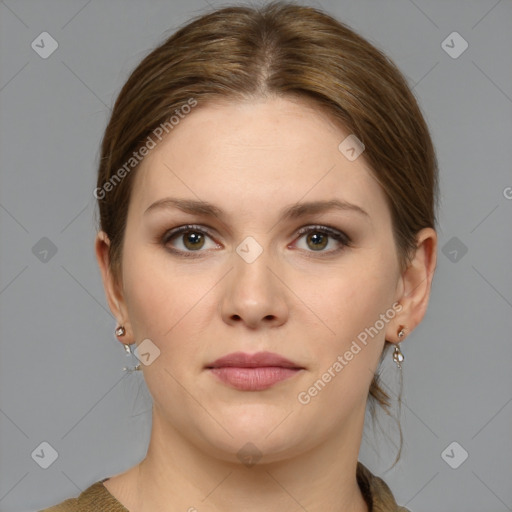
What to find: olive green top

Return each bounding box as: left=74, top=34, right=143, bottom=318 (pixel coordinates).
left=40, top=461, right=410, bottom=512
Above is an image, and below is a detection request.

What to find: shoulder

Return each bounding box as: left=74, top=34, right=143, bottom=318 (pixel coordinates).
left=39, top=480, right=128, bottom=512
left=357, top=461, right=410, bottom=512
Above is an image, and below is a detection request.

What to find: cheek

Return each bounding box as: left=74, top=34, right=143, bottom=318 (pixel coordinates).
left=121, top=241, right=177, bottom=340
left=302, top=252, right=397, bottom=392
left=121, top=244, right=217, bottom=358
left=307, top=256, right=396, bottom=343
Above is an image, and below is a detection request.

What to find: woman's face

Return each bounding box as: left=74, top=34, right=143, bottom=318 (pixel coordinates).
left=106, top=97, right=408, bottom=462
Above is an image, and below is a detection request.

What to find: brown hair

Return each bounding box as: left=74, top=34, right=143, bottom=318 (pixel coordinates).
left=96, top=1, right=438, bottom=462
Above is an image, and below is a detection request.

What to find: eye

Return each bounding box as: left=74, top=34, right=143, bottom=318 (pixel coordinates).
left=161, top=224, right=351, bottom=258
left=293, top=225, right=350, bottom=254
left=162, top=225, right=219, bottom=255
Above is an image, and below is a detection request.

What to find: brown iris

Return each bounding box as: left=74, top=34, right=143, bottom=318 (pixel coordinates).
left=306, top=232, right=328, bottom=251
left=183, top=231, right=205, bottom=251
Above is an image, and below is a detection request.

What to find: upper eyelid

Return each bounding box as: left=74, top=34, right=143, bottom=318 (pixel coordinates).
left=163, top=224, right=217, bottom=240
left=163, top=223, right=345, bottom=237
left=295, top=224, right=348, bottom=237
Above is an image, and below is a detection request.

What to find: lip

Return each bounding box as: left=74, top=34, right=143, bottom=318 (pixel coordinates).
left=206, top=351, right=304, bottom=391
left=207, top=351, right=301, bottom=369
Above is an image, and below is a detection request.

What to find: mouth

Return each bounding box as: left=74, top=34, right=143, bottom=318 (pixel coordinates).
left=205, top=351, right=304, bottom=391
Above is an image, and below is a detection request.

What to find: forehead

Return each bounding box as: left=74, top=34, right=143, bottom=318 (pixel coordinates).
left=129, top=97, right=390, bottom=224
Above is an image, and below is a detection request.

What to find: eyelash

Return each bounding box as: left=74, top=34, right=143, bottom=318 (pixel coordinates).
left=160, top=224, right=351, bottom=259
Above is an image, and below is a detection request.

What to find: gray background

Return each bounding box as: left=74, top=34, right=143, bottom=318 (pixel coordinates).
left=1, top=0, right=511, bottom=511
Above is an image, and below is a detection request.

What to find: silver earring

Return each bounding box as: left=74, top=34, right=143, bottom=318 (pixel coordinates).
left=393, top=328, right=405, bottom=369
left=115, top=326, right=141, bottom=372
left=122, top=343, right=141, bottom=373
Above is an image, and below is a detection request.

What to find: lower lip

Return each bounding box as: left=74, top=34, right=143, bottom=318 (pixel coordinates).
left=208, top=367, right=301, bottom=391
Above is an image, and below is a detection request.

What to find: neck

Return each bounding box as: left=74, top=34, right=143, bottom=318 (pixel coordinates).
left=131, top=405, right=369, bottom=512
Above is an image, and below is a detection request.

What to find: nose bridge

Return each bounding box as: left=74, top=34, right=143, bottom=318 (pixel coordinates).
left=220, top=236, right=288, bottom=327
left=232, top=238, right=277, bottom=303
left=235, top=247, right=272, bottom=292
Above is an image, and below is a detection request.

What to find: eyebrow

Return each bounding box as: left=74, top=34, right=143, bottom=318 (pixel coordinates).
left=144, top=197, right=370, bottom=220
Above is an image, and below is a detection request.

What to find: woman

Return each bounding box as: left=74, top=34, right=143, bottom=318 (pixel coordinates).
left=41, top=2, right=437, bottom=510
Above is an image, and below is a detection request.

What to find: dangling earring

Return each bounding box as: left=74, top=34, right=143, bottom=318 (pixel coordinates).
left=122, top=345, right=141, bottom=373
left=115, top=325, right=141, bottom=372
left=393, top=327, right=405, bottom=369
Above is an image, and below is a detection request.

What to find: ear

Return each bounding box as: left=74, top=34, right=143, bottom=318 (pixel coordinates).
left=95, top=231, right=134, bottom=344
left=386, top=227, right=437, bottom=343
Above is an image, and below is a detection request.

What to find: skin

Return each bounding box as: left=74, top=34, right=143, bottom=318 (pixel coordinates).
left=96, top=96, right=437, bottom=512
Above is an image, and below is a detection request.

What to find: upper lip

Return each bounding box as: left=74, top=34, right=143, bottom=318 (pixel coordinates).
left=206, top=351, right=303, bottom=369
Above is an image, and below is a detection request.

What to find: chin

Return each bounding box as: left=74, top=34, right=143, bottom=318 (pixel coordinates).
left=188, top=407, right=316, bottom=465
left=197, top=431, right=307, bottom=466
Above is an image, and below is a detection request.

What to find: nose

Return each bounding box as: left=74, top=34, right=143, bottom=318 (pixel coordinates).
left=220, top=248, right=289, bottom=329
